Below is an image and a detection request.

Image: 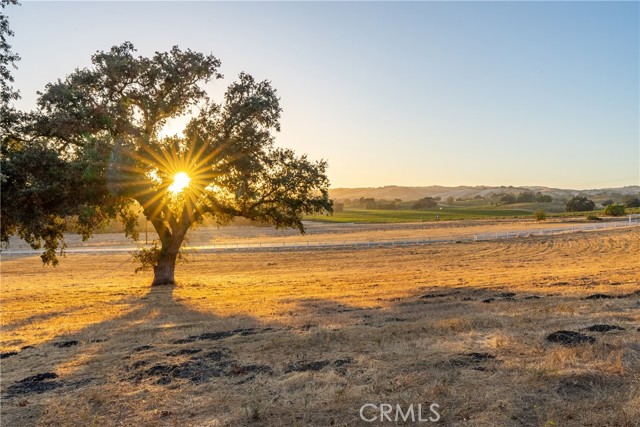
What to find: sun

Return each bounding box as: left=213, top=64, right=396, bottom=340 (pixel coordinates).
left=168, top=172, right=191, bottom=194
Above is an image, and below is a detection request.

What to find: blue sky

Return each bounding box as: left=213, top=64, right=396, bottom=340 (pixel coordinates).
left=6, top=1, right=639, bottom=189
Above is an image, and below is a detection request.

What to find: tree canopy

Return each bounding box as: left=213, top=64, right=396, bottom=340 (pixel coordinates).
left=1, top=42, right=332, bottom=285
left=1, top=0, right=20, bottom=107
left=412, top=196, right=438, bottom=210
left=565, top=196, right=595, bottom=212
left=622, top=195, right=640, bottom=208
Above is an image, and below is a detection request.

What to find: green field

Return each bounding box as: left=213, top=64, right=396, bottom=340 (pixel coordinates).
left=306, top=207, right=533, bottom=223
left=306, top=206, right=640, bottom=223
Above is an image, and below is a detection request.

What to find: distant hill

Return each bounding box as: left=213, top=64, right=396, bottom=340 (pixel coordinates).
left=329, top=185, right=640, bottom=202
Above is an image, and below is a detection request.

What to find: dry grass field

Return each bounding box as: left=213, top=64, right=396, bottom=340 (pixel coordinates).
left=1, top=227, right=639, bottom=426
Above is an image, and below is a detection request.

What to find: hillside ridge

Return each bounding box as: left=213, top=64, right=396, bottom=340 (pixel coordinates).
left=329, top=185, right=640, bottom=201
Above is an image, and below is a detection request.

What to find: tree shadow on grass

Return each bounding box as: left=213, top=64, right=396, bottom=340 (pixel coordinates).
left=1, top=279, right=638, bottom=426
left=1, top=306, right=88, bottom=335
left=0, top=283, right=277, bottom=425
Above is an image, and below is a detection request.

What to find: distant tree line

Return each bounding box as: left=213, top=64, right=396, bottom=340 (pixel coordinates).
left=341, top=197, right=400, bottom=210
left=498, top=191, right=553, bottom=205
left=334, top=192, right=639, bottom=214
left=623, top=195, right=640, bottom=208
left=564, top=193, right=639, bottom=213
left=412, top=196, right=438, bottom=210
left=599, top=195, right=639, bottom=208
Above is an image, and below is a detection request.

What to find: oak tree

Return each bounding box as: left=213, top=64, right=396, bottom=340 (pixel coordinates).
left=565, top=196, right=595, bottom=212
left=1, top=42, right=332, bottom=285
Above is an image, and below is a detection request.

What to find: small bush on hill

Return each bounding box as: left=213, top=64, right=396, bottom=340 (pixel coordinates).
left=533, top=210, right=546, bottom=221
left=604, top=204, right=625, bottom=217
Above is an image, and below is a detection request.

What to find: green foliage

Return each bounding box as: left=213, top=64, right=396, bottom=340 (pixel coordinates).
left=604, top=204, right=625, bottom=217
left=516, top=191, right=535, bottom=203
left=535, top=192, right=553, bottom=203
left=565, top=196, right=595, bottom=212
left=1, top=0, right=21, bottom=106
left=412, top=196, right=438, bottom=210
left=2, top=42, right=332, bottom=281
left=623, top=195, right=640, bottom=208
left=1, top=135, right=135, bottom=263
left=601, top=199, right=613, bottom=207
left=533, top=209, right=546, bottom=221
left=353, top=197, right=397, bottom=210
left=586, top=214, right=602, bottom=221
left=130, top=242, right=186, bottom=272
left=500, top=193, right=517, bottom=204
left=499, top=191, right=551, bottom=205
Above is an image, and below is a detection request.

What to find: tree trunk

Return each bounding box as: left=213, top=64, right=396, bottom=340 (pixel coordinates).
left=152, top=250, right=178, bottom=286
left=146, top=209, right=190, bottom=287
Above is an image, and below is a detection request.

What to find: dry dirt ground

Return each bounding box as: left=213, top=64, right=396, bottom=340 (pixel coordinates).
left=1, top=227, right=639, bottom=426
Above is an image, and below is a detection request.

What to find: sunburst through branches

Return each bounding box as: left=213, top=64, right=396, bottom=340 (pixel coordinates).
left=112, top=135, right=231, bottom=226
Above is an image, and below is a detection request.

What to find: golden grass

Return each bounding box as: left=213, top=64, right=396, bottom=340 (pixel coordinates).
left=1, top=228, right=639, bottom=426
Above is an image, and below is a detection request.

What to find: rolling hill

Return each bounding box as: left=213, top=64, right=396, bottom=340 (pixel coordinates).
left=329, top=185, right=640, bottom=203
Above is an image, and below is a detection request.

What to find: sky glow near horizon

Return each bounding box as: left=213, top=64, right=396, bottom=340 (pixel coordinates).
left=6, top=1, right=639, bottom=190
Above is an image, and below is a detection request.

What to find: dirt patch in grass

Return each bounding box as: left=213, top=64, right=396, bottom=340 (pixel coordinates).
left=546, top=331, right=596, bottom=346
left=52, top=340, right=78, bottom=348
left=172, top=327, right=273, bottom=344
left=584, top=294, right=615, bottom=300
left=585, top=324, right=626, bottom=333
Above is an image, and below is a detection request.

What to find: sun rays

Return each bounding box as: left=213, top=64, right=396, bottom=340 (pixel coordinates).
left=107, top=132, right=234, bottom=226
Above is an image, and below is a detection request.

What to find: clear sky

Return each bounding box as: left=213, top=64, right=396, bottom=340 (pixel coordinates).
left=6, top=1, right=640, bottom=189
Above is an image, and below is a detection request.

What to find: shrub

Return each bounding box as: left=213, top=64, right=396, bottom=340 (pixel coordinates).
left=604, top=204, right=625, bottom=216
left=601, top=199, right=614, bottom=207
left=586, top=214, right=602, bottom=221
left=533, top=209, right=546, bottom=221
